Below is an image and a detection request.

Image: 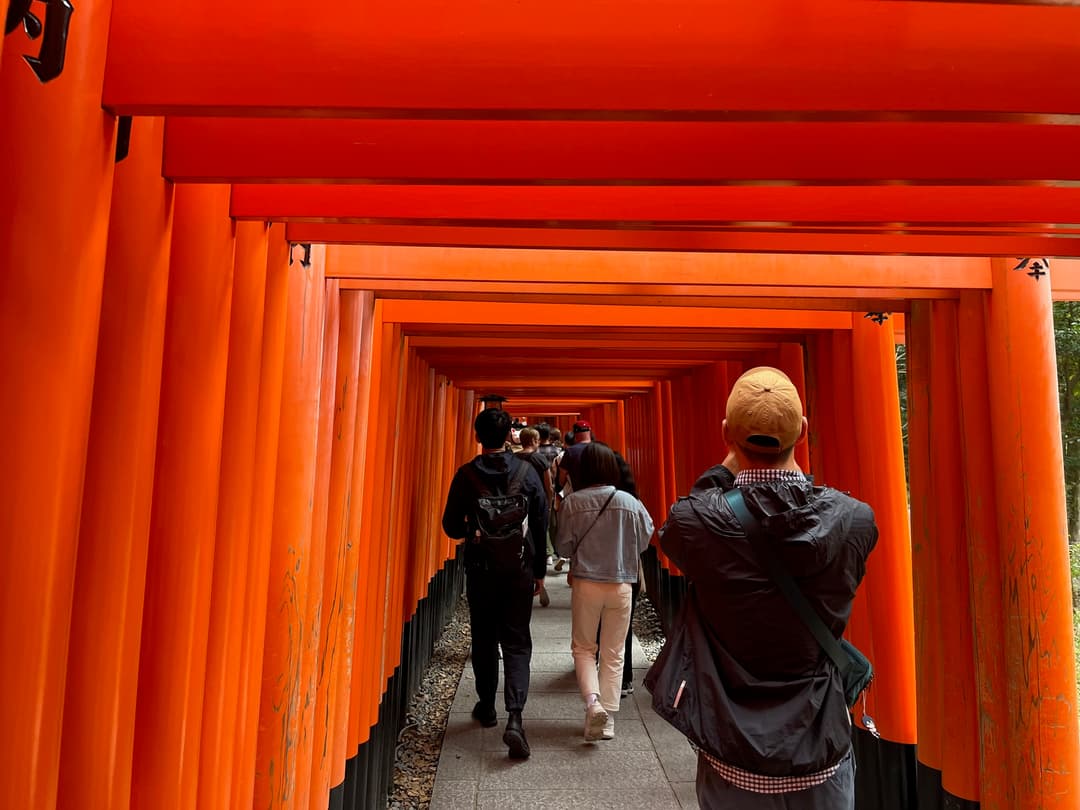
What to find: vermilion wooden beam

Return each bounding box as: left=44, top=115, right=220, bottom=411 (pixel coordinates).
left=326, top=246, right=984, bottom=289
left=379, top=299, right=852, bottom=331
left=165, top=120, right=1080, bottom=183
left=106, top=2, right=1080, bottom=116
left=287, top=223, right=1080, bottom=258
left=232, top=184, right=1080, bottom=225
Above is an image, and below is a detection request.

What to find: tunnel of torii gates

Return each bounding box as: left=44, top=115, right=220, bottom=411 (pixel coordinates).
left=6, top=2, right=1080, bottom=810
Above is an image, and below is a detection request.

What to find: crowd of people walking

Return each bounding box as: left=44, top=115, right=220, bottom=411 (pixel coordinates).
left=442, top=367, right=878, bottom=809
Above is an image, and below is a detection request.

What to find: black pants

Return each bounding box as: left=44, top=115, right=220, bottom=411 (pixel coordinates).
left=466, top=565, right=534, bottom=712
left=623, top=580, right=640, bottom=686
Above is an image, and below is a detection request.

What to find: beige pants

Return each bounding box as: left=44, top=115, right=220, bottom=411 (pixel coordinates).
left=570, top=579, right=633, bottom=712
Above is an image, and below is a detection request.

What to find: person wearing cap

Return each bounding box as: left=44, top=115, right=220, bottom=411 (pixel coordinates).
left=657, top=367, right=878, bottom=809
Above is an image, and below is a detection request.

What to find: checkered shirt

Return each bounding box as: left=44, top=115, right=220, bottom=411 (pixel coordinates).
left=734, top=469, right=806, bottom=486
left=695, top=745, right=841, bottom=794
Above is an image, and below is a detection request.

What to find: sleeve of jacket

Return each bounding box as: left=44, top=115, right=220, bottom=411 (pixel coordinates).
left=441, top=467, right=471, bottom=540
left=657, top=497, right=702, bottom=574
left=525, top=464, right=549, bottom=579
left=636, top=503, right=656, bottom=554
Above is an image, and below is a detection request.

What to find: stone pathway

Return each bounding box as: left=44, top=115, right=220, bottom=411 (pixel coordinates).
left=430, top=571, right=700, bottom=809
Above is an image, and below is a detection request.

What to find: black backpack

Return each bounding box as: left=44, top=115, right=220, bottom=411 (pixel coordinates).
left=463, top=461, right=531, bottom=575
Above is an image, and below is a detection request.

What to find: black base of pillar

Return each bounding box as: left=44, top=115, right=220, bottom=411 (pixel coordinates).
left=337, top=548, right=464, bottom=809
left=915, top=761, right=980, bottom=810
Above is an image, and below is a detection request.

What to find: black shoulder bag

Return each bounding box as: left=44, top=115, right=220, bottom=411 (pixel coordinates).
left=722, top=489, right=876, bottom=732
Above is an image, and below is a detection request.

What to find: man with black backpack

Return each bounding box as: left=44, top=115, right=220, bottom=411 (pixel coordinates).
left=442, top=407, right=548, bottom=759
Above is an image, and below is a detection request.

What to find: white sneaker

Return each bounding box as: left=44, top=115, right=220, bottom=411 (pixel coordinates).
left=601, top=715, right=615, bottom=740
left=584, top=703, right=608, bottom=741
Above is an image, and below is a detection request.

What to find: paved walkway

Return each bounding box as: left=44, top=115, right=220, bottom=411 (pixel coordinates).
left=430, top=570, right=700, bottom=809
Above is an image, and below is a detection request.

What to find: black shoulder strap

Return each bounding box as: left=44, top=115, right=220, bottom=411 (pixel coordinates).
left=722, top=488, right=850, bottom=676
left=507, top=458, right=531, bottom=493
left=571, top=487, right=617, bottom=556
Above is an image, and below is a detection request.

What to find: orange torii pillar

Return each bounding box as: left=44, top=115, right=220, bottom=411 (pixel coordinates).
left=130, top=184, right=236, bottom=810
left=907, top=300, right=981, bottom=808
left=805, top=324, right=918, bottom=806
left=0, top=2, right=116, bottom=805
left=296, top=278, right=341, bottom=810
left=984, top=259, right=1078, bottom=807
left=232, top=228, right=295, bottom=810
left=311, top=289, right=367, bottom=809
left=58, top=117, right=174, bottom=810
left=255, top=245, right=328, bottom=810
left=338, top=295, right=379, bottom=806
left=198, top=220, right=270, bottom=809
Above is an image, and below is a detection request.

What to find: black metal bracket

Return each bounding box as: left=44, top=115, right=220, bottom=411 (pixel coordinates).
left=115, top=116, right=133, bottom=162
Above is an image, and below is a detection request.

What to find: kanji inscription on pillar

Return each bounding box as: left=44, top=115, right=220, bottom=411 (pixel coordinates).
left=1012, top=258, right=1050, bottom=281
left=4, top=0, right=75, bottom=83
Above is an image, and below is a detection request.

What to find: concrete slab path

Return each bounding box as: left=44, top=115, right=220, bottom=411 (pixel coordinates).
left=431, top=569, right=700, bottom=810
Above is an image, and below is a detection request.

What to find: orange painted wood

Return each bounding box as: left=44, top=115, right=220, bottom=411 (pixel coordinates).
left=232, top=226, right=292, bottom=810
left=232, top=183, right=1080, bottom=227
left=377, top=325, right=407, bottom=688
left=296, top=279, right=340, bottom=810
left=984, top=258, right=1079, bottom=808
left=956, top=290, right=1011, bottom=809
left=310, top=289, right=365, bottom=804
left=326, top=246, right=989, bottom=290
left=254, top=245, right=327, bottom=809
left=105, top=3, right=1080, bottom=115
left=814, top=332, right=876, bottom=737
left=58, top=117, right=173, bottom=810
left=340, top=294, right=378, bottom=760
left=0, top=0, right=116, bottom=803
left=380, top=299, right=852, bottom=332
left=927, top=301, right=980, bottom=802
left=130, top=184, right=236, bottom=810
left=776, top=343, right=811, bottom=475
left=287, top=222, right=1080, bottom=258
left=176, top=119, right=1080, bottom=184
left=198, top=220, right=270, bottom=809
left=906, top=303, right=943, bottom=771
left=351, top=304, right=390, bottom=746
left=849, top=317, right=918, bottom=746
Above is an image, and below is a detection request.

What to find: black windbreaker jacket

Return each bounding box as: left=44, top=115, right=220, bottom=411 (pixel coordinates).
left=659, top=476, right=877, bottom=776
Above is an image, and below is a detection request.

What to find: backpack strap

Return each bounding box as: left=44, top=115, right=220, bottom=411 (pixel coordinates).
left=507, top=458, right=531, bottom=496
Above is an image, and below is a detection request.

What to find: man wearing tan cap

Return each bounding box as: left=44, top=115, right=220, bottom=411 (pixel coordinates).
left=653, top=367, right=878, bottom=809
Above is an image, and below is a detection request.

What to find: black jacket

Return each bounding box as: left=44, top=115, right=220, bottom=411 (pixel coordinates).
left=442, top=450, right=549, bottom=580
left=659, top=476, right=877, bottom=775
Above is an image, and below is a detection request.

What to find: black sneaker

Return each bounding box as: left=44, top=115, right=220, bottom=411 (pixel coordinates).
left=621, top=682, right=634, bottom=698
left=471, top=701, right=497, bottom=728
left=503, top=711, right=531, bottom=759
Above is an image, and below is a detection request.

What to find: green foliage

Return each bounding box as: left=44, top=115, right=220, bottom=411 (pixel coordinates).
left=1055, top=302, right=1080, bottom=543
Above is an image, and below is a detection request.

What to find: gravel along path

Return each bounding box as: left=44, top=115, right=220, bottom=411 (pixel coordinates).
left=388, top=596, right=470, bottom=810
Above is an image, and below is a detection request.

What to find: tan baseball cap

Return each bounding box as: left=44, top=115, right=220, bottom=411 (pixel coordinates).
left=725, top=366, right=804, bottom=454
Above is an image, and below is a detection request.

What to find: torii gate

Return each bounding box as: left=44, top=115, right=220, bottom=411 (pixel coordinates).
left=2, top=2, right=1079, bottom=810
